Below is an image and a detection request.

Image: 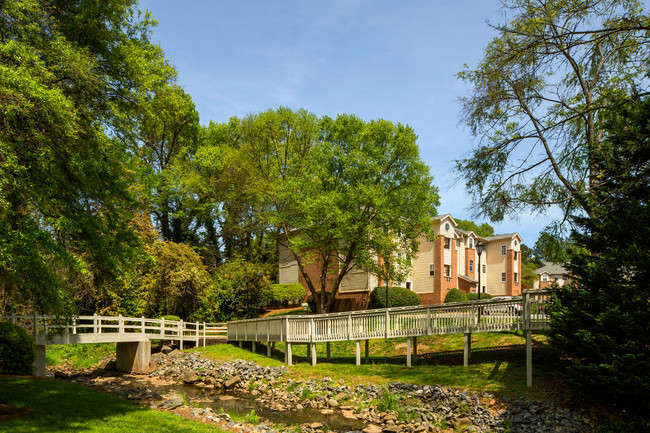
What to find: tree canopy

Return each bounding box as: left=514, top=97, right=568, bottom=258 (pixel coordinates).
left=457, top=0, right=650, bottom=224
left=0, top=0, right=177, bottom=314
left=549, top=94, right=650, bottom=408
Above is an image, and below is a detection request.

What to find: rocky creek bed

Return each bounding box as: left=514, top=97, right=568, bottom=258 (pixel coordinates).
left=49, top=349, right=598, bottom=433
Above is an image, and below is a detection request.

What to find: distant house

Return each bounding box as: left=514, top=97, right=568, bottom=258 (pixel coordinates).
left=534, top=262, right=571, bottom=289
left=278, top=214, right=523, bottom=311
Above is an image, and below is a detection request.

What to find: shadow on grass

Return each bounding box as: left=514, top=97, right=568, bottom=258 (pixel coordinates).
left=0, top=376, right=212, bottom=433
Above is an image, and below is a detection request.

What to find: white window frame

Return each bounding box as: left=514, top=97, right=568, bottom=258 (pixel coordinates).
left=482, top=264, right=486, bottom=273
left=444, top=265, right=451, bottom=277
left=469, top=238, right=473, bottom=248
left=514, top=272, right=519, bottom=283
left=405, top=281, right=412, bottom=291
left=501, top=245, right=507, bottom=255
left=469, top=260, right=474, bottom=272
left=429, top=263, right=435, bottom=277
left=501, top=272, right=507, bottom=282
left=444, top=237, right=451, bottom=249
left=514, top=251, right=518, bottom=260
left=542, top=274, right=548, bottom=281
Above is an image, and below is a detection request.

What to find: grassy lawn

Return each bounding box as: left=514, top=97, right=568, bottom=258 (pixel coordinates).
left=194, top=331, right=567, bottom=402
left=0, top=376, right=224, bottom=433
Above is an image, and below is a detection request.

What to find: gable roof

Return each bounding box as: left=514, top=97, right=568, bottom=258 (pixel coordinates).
left=535, top=262, right=569, bottom=275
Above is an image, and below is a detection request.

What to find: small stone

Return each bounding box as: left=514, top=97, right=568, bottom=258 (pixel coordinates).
left=161, top=345, right=173, bottom=354
left=224, top=375, right=242, bottom=389
left=182, top=370, right=198, bottom=384
left=382, top=426, right=401, bottom=433
left=309, top=422, right=323, bottom=429
left=327, top=398, right=339, bottom=408
left=363, top=425, right=383, bottom=433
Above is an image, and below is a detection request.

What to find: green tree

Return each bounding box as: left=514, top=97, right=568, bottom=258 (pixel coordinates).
left=520, top=243, right=541, bottom=290
left=457, top=0, right=650, bottom=223
left=548, top=95, right=650, bottom=408
left=455, top=219, right=495, bottom=237
left=0, top=0, right=176, bottom=314
left=532, top=230, right=569, bottom=263
left=271, top=111, right=439, bottom=313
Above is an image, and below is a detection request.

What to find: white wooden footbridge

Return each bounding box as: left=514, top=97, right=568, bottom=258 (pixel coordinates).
left=2, top=290, right=551, bottom=387
left=227, top=290, right=552, bottom=387
left=1, top=314, right=226, bottom=376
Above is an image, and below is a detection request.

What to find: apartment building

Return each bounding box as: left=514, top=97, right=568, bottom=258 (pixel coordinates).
left=278, top=214, right=523, bottom=311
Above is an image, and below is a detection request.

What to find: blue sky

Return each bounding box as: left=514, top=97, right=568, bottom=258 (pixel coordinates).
left=138, top=0, right=557, bottom=245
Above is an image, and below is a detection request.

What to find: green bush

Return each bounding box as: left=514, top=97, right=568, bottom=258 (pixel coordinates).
left=369, top=286, right=421, bottom=309
left=444, top=288, right=468, bottom=303
left=269, top=283, right=305, bottom=304
left=0, top=321, right=34, bottom=375
left=161, top=315, right=181, bottom=322
left=466, top=292, right=493, bottom=301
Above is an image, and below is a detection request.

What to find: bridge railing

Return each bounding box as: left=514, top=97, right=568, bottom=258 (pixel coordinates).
left=0, top=314, right=227, bottom=346
left=227, top=289, right=552, bottom=344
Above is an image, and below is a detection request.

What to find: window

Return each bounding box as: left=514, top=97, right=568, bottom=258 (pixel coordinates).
left=469, top=238, right=473, bottom=248
left=514, top=273, right=519, bottom=283
left=514, top=251, right=519, bottom=260
left=501, top=245, right=507, bottom=255
left=501, top=272, right=507, bottom=282
left=444, top=237, right=451, bottom=249
left=445, top=222, right=450, bottom=231
left=406, top=281, right=412, bottom=290
left=482, top=264, right=486, bottom=273
left=444, top=265, right=451, bottom=277
left=469, top=260, right=474, bottom=272
left=482, top=286, right=487, bottom=293
left=542, top=274, right=548, bottom=281
left=429, top=264, right=435, bottom=277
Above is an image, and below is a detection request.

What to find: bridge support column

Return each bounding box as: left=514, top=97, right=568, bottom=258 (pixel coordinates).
left=267, top=342, right=272, bottom=357
left=463, top=333, right=472, bottom=367
left=310, top=343, right=317, bottom=366
left=239, top=341, right=243, bottom=349
left=406, top=337, right=412, bottom=367
left=326, top=342, right=331, bottom=361
left=116, top=341, right=151, bottom=374
left=252, top=341, right=256, bottom=353
left=33, top=345, right=46, bottom=377
left=286, top=343, right=293, bottom=366
left=526, top=330, right=532, bottom=387
left=355, top=340, right=361, bottom=366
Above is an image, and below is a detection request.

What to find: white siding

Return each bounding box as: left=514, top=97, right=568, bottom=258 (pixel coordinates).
left=278, top=243, right=299, bottom=284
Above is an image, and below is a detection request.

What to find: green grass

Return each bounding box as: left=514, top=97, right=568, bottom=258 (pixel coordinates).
left=45, top=343, right=117, bottom=368
left=195, top=331, right=565, bottom=401
left=0, top=377, right=225, bottom=433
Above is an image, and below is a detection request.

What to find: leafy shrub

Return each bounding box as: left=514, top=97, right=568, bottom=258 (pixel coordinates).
left=466, top=292, right=493, bottom=301
left=269, top=283, right=305, bottom=304
left=0, top=321, right=34, bottom=375
left=369, top=286, right=421, bottom=309
left=444, top=288, right=468, bottom=303
left=161, top=315, right=181, bottom=322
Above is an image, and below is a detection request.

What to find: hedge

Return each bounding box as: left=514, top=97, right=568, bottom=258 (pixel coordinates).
left=370, top=286, right=421, bottom=309
left=0, top=321, right=34, bottom=375
left=444, top=288, right=468, bottom=303
left=269, top=283, right=305, bottom=303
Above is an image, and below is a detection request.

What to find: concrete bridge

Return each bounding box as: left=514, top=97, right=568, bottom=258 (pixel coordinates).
left=227, top=290, right=552, bottom=387
left=1, top=314, right=226, bottom=376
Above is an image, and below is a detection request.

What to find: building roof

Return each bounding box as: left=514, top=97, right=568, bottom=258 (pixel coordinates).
left=483, top=233, right=522, bottom=242
left=535, top=262, right=569, bottom=275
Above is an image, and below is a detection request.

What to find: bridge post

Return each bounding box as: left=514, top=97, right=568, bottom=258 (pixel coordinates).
left=310, top=343, right=317, bottom=366
left=33, top=345, right=46, bottom=377
left=179, top=319, right=183, bottom=350
left=355, top=340, right=361, bottom=366
left=463, top=332, right=472, bottom=367
left=203, top=322, right=206, bottom=347
left=286, top=343, right=293, bottom=366
left=326, top=342, right=331, bottom=360
left=267, top=341, right=272, bottom=357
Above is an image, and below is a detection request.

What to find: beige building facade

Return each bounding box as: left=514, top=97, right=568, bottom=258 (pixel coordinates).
left=278, top=214, right=523, bottom=311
